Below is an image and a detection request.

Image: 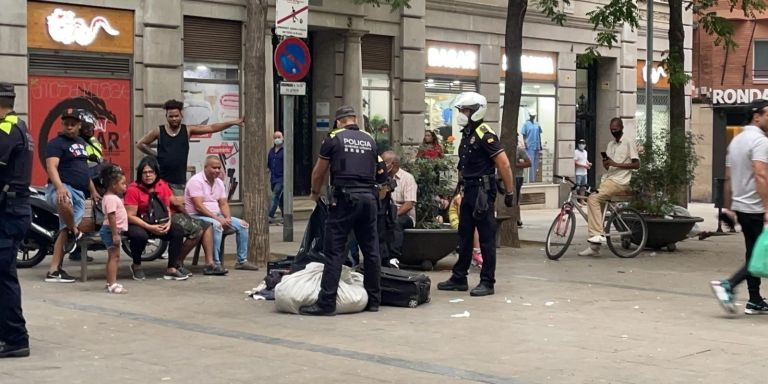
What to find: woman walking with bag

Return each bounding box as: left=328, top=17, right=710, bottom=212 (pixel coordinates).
left=123, top=157, right=187, bottom=281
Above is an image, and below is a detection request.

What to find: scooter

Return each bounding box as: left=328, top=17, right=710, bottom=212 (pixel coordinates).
left=16, top=187, right=167, bottom=268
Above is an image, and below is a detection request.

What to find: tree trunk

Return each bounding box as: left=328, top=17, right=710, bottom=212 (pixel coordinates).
left=667, top=0, right=687, bottom=207
left=243, top=0, right=270, bottom=266
left=497, top=0, right=527, bottom=248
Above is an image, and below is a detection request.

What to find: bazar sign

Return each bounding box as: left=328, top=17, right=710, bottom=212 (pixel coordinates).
left=500, top=50, right=558, bottom=81
left=425, top=41, right=479, bottom=77
left=712, top=89, right=768, bottom=105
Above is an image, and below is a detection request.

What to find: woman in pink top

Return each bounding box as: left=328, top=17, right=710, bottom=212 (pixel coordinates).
left=99, top=166, right=129, bottom=294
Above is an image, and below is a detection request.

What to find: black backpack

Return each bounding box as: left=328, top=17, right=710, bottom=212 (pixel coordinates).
left=141, top=192, right=169, bottom=224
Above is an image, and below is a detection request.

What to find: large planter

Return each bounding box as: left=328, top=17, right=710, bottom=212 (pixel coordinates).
left=401, top=228, right=459, bottom=270
left=632, top=215, right=704, bottom=251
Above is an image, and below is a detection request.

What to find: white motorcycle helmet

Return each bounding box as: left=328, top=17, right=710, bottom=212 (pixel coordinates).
left=453, top=92, right=487, bottom=126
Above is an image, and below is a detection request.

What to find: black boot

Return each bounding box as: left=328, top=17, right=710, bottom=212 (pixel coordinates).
left=299, top=303, right=336, bottom=316
left=437, top=278, right=468, bottom=291
left=470, top=283, right=495, bottom=297
left=0, top=343, right=30, bottom=358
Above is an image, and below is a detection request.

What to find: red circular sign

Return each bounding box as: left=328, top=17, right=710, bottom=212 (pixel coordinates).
left=274, top=37, right=311, bottom=82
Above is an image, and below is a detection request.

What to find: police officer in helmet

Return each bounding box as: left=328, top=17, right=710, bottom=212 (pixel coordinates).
left=437, top=92, right=516, bottom=297
left=301, top=106, right=386, bottom=316
left=0, top=82, right=33, bottom=358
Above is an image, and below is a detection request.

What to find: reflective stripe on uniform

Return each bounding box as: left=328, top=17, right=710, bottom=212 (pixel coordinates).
left=329, top=128, right=345, bottom=138
left=0, top=115, right=18, bottom=134
left=474, top=123, right=495, bottom=139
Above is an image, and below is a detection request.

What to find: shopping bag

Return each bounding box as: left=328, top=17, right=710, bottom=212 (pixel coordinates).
left=748, top=227, right=768, bottom=278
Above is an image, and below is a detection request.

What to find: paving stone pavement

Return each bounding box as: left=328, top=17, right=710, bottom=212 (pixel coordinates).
left=5, top=203, right=767, bottom=383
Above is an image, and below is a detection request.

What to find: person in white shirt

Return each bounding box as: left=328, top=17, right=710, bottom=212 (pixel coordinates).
left=579, top=118, right=640, bottom=257
left=710, top=99, right=768, bottom=315
left=381, top=151, right=417, bottom=258
left=574, top=138, right=591, bottom=202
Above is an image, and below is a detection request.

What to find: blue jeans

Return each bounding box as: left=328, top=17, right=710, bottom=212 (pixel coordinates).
left=575, top=174, right=588, bottom=187
left=526, top=149, right=539, bottom=182
left=192, top=215, right=248, bottom=264
left=268, top=182, right=284, bottom=218
left=44, top=184, right=85, bottom=230
left=99, top=226, right=120, bottom=248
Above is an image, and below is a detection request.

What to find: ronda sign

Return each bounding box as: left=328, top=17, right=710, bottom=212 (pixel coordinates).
left=712, top=89, right=768, bottom=105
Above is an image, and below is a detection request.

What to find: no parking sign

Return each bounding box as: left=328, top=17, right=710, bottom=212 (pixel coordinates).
left=274, top=37, right=311, bottom=82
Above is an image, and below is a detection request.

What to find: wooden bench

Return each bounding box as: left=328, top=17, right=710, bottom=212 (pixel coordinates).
left=77, top=233, right=102, bottom=282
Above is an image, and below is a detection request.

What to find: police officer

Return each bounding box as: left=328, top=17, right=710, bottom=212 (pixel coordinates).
left=79, top=110, right=103, bottom=171
left=0, top=82, right=33, bottom=358
left=301, top=106, right=386, bottom=316
left=437, top=92, right=516, bottom=297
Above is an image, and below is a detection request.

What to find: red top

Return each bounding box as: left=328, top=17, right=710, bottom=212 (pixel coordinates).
left=123, top=179, right=173, bottom=216
left=418, top=144, right=444, bottom=159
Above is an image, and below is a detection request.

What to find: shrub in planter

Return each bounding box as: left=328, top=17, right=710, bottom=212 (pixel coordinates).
left=629, top=127, right=703, bottom=251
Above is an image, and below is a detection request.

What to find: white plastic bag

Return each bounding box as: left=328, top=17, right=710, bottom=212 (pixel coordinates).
left=275, top=262, right=368, bottom=314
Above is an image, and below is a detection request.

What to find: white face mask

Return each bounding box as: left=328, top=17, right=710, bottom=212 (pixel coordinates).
left=274, top=138, right=284, bottom=146
left=457, top=113, right=469, bottom=127
left=578, top=144, right=586, bottom=150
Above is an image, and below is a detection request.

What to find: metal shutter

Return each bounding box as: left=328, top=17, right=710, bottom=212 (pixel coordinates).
left=424, top=79, right=477, bottom=93
left=184, top=16, right=242, bottom=62
left=29, top=51, right=132, bottom=77
left=362, top=34, right=392, bottom=72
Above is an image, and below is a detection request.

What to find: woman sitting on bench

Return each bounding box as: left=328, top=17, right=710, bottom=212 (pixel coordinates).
left=123, top=157, right=187, bottom=281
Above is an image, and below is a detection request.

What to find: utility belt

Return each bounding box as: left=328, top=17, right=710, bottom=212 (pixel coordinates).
left=329, top=185, right=376, bottom=207
left=0, top=185, right=30, bottom=208
left=462, top=175, right=496, bottom=220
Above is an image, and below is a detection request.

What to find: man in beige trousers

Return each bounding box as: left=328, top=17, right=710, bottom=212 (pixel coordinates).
left=579, top=118, right=640, bottom=256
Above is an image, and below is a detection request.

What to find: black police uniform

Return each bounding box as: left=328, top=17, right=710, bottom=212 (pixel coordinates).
left=0, top=111, right=33, bottom=353
left=315, top=124, right=383, bottom=311
left=452, top=121, right=504, bottom=287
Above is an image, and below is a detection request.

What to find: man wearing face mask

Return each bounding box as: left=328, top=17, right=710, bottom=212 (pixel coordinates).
left=267, top=131, right=284, bottom=224
left=437, top=92, right=516, bottom=297
left=579, top=118, right=640, bottom=257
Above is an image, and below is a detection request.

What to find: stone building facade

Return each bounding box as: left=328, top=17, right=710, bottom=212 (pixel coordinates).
left=0, top=0, right=689, bottom=208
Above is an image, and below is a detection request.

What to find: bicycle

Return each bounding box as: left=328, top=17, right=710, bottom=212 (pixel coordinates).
left=545, top=175, right=648, bottom=260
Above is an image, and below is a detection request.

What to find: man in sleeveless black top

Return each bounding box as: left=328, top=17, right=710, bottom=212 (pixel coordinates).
left=136, top=99, right=243, bottom=195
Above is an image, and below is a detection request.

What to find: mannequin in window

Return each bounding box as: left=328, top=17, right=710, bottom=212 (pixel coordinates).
left=521, top=111, right=542, bottom=182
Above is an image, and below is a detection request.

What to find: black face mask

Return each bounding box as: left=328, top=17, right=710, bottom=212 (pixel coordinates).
left=611, top=130, right=623, bottom=140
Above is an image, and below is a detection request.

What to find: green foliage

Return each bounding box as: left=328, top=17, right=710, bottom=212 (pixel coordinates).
left=353, top=0, right=410, bottom=12
left=630, top=127, right=701, bottom=216
left=538, top=0, right=639, bottom=66
left=401, top=137, right=457, bottom=229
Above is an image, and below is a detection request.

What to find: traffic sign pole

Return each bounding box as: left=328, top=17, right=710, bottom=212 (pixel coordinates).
left=283, top=95, right=294, bottom=242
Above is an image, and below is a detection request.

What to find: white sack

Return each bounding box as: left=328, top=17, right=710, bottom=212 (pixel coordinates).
left=275, top=262, right=368, bottom=314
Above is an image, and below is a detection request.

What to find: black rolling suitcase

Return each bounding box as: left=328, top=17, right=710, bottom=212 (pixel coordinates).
left=380, top=267, right=431, bottom=308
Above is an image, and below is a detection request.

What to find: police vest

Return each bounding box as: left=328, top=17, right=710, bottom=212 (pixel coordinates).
left=0, top=114, right=33, bottom=194
left=329, top=128, right=377, bottom=187
left=85, top=136, right=103, bottom=166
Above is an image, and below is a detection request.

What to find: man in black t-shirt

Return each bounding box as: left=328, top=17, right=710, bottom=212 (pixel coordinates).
left=136, top=99, right=243, bottom=196
left=43, top=108, right=101, bottom=283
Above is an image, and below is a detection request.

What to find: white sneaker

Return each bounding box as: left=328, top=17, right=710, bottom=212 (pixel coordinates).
left=578, top=245, right=601, bottom=257
left=588, top=235, right=606, bottom=244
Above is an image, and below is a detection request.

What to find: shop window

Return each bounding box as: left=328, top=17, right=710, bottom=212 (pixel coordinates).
left=424, top=78, right=477, bottom=153
left=499, top=81, right=556, bottom=183
left=183, top=62, right=239, bottom=81
left=183, top=61, right=241, bottom=200
left=635, top=90, right=670, bottom=141
left=754, top=41, right=768, bottom=80
left=363, top=73, right=392, bottom=151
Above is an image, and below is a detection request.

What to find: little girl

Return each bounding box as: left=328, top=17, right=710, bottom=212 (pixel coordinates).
left=448, top=193, right=483, bottom=269
left=100, top=166, right=128, bottom=294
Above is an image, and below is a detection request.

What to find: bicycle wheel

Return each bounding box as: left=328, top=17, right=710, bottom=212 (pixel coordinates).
left=545, top=207, right=576, bottom=260
left=605, top=208, right=647, bottom=258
